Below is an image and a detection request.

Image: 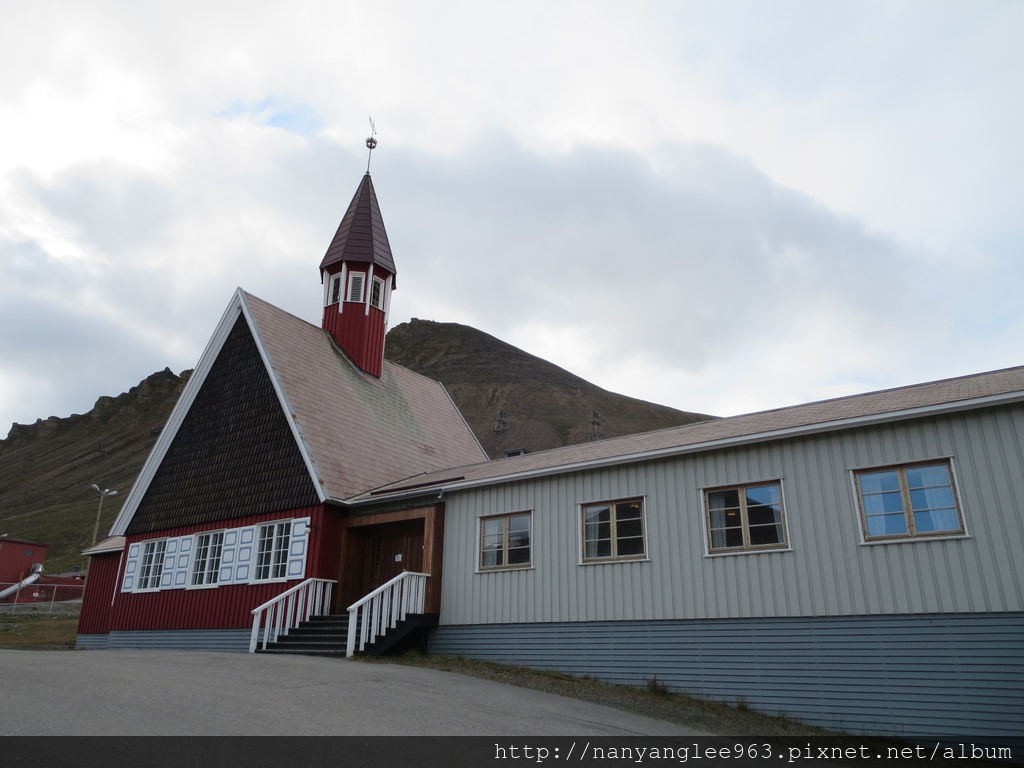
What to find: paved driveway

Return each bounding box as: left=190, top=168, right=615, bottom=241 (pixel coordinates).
left=0, top=650, right=702, bottom=736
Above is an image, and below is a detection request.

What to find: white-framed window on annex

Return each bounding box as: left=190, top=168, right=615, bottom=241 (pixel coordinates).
left=479, top=511, right=531, bottom=570
left=255, top=522, right=290, bottom=580
left=581, top=498, right=646, bottom=562
left=854, top=459, right=964, bottom=541
left=191, top=531, right=224, bottom=586
left=704, top=481, right=788, bottom=554
left=137, top=540, right=166, bottom=590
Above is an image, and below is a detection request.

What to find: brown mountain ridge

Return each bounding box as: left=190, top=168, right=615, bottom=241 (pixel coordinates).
left=0, top=320, right=711, bottom=572
left=386, top=319, right=710, bottom=458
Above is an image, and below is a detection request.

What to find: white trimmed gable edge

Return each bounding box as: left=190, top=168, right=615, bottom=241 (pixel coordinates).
left=108, top=289, right=327, bottom=537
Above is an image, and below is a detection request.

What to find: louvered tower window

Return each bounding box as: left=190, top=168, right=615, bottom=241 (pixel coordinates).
left=347, top=272, right=365, bottom=302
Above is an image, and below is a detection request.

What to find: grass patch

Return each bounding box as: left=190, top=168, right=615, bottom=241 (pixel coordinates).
left=0, top=614, right=78, bottom=649
left=364, top=651, right=829, bottom=737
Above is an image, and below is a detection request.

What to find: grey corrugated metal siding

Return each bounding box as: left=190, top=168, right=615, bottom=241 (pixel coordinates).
left=428, top=612, right=1024, bottom=739
left=80, top=629, right=251, bottom=652
left=440, top=405, right=1024, bottom=624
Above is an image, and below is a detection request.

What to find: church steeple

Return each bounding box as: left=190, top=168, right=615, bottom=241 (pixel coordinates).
left=319, top=173, right=396, bottom=377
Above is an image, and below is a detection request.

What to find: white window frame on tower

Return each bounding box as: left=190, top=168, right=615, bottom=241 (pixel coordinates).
left=325, top=273, right=342, bottom=307
left=370, top=276, right=385, bottom=310
left=347, top=271, right=366, bottom=303
left=337, top=263, right=348, bottom=313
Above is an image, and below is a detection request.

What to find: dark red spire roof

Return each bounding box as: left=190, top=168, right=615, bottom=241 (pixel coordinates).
left=319, top=173, right=397, bottom=281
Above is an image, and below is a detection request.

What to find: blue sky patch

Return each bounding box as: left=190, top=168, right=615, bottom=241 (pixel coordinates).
left=217, top=97, right=323, bottom=136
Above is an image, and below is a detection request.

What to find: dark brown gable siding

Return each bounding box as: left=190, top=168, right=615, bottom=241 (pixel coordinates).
left=126, top=316, right=319, bottom=534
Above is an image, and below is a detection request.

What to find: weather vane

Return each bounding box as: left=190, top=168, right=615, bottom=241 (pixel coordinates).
left=365, top=117, right=378, bottom=173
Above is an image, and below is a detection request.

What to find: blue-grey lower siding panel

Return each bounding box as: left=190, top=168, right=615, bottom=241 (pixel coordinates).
left=75, top=634, right=109, bottom=650
left=428, top=613, right=1024, bottom=739
left=77, top=629, right=251, bottom=652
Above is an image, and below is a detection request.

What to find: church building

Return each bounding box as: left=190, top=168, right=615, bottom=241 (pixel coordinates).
left=78, top=165, right=1024, bottom=741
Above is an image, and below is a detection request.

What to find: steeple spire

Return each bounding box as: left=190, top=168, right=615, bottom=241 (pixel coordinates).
left=319, top=157, right=397, bottom=377
left=365, top=117, right=377, bottom=174
left=319, top=173, right=396, bottom=282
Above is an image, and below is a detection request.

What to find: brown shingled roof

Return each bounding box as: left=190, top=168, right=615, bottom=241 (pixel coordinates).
left=242, top=291, right=486, bottom=500
left=319, top=173, right=397, bottom=280
left=356, top=364, right=1024, bottom=501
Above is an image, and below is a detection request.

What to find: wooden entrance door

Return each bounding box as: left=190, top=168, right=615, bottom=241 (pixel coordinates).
left=354, top=521, right=424, bottom=600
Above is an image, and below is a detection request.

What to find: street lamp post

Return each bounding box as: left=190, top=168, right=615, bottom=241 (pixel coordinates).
left=89, top=485, right=119, bottom=547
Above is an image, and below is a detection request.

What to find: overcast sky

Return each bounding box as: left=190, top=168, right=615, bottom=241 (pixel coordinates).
left=2, top=1, right=1022, bottom=436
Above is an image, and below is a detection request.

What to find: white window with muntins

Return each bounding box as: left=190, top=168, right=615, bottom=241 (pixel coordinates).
left=120, top=517, right=309, bottom=592
left=255, top=522, right=290, bottom=581
left=137, top=540, right=166, bottom=590
left=191, top=531, right=224, bottom=586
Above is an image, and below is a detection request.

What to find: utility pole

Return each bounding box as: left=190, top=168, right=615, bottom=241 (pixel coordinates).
left=89, top=485, right=119, bottom=546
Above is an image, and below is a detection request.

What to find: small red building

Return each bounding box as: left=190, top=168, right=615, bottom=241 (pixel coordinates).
left=0, top=537, right=84, bottom=604
left=0, top=536, right=46, bottom=587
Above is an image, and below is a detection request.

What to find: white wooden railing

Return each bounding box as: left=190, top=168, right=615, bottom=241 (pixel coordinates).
left=249, top=577, right=336, bottom=653
left=346, top=571, right=428, bottom=658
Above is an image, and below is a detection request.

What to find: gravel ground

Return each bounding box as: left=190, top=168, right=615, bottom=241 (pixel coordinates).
left=0, top=649, right=708, bottom=736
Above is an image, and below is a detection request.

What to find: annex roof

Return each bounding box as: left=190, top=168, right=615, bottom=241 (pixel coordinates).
left=81, top=536, right=125, bottom=556
left=319, top=173, right=397, bottom=279
left=356, top=364, right=1024, bottom=502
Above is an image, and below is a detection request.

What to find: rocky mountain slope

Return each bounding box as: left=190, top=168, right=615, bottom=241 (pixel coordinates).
left=385, top=319, right=709, bottom=458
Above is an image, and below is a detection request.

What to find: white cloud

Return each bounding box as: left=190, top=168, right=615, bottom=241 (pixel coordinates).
left=0, top=0, right=1020, bottom=433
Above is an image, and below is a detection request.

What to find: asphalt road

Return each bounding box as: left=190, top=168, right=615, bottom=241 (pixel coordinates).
left=0, top=650, right=703, bottom=736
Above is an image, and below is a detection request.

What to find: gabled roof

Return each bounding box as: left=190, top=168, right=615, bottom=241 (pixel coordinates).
left=243, top=292, right=486, bottom=498
left=355, top=364, right=1024, bottom=503
left=319, top=173, right=397, bottom=279
left=109, top=289, right=487, bottom=536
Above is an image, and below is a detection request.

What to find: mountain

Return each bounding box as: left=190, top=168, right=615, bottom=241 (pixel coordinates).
left=385, top=319, right=710, bottom=458
left=0, top=369, right=191, bottom=574
left=0, top=322, right=712, bottom=572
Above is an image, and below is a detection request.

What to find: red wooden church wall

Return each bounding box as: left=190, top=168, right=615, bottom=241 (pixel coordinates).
left=77, top=552, right=121, bottom=635
left=81, top=504, right=340, bottom=635
left=321, top=264, right=389, bottom=376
